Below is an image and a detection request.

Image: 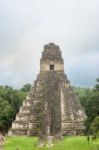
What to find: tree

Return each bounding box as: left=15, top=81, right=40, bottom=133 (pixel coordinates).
left=0, top=98, right=14, bottom=131
left=74, top=87, right=92, bottom=108
left=0, top=85, right=29, bottom=132
left=84, top=78, right=99, bottom=134
left=90, top=116, right=99, bottom=134
left=0, top=86, right=23, bottom=113
left=94, top=78, right=99, bottom=92
left=20, top=84, right=31, bottom=92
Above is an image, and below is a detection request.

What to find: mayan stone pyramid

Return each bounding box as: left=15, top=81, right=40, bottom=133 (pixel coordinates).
left=9, top=43, right=86, bottom=137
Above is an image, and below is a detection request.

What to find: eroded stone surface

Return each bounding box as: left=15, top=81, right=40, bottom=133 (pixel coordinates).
left=9, top=43, right=86, bottom=138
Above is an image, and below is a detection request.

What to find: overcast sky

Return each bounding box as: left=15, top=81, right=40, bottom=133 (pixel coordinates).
left=0, top=0, right=99, bottom=88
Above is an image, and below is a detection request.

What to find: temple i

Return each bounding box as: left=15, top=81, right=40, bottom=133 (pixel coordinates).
left=9, top=43, right=86, bottom=144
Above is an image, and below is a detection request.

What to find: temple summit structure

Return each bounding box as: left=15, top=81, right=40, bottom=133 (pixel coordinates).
left=9, top=43, right=86, bottom=141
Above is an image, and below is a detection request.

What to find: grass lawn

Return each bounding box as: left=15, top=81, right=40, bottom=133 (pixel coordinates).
left=4, top=136, right=99, bottom=150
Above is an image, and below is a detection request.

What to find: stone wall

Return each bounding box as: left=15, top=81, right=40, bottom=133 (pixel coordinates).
left=40, top=62, right=64, bottom=72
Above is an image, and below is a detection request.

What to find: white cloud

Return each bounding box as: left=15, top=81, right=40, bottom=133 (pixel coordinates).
left=0, top=0, right=99, bottom=88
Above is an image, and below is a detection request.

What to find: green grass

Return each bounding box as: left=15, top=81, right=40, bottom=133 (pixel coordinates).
left=4, top=136, right=99, bottom=150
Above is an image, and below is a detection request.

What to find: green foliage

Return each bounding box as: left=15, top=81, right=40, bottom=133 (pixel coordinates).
left=85, top=79, right=99, bottom=134
left=0, top=85, right=29, bottom=132
left=90, top=116, right=99, bottom=134
left=0, top=98, right=14, bottom=130
left=20, top=84, right=31, bottom=92
left=94, top=78, right=99, bottom=92
left=85, top=92, right=99, bottom=120
left=4, top=136, right=99, bottom=150
left=74, top=78, right=99, bottom=135
left=74, top=87, right=92, bottom=108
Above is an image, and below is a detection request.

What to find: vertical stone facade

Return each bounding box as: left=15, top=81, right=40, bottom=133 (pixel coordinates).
left=9, top=43, right=86, bottom=137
